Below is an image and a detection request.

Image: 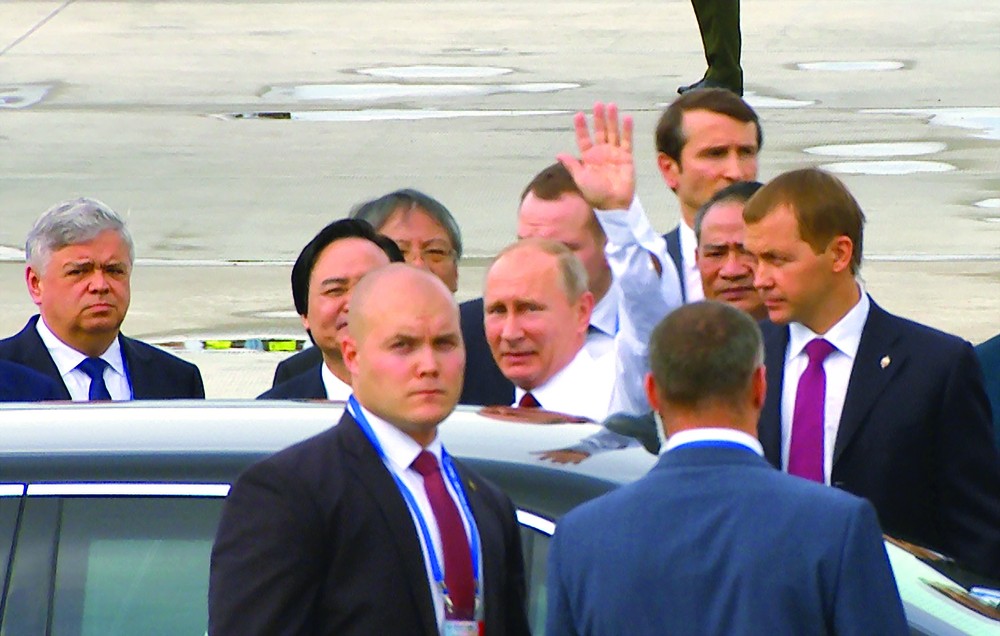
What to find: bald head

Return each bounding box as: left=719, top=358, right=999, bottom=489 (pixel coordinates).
left=341, top=263, right=465, bottom=444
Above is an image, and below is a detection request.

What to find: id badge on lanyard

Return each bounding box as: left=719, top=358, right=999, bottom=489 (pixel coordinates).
left=443, top=619, right=484, bottom=636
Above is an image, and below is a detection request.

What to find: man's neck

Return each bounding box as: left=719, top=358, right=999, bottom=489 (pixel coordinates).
left=322, top=351, right=351, bottom=385
left=43, top=319, right=116, bottom=358
left=661, top=404, right=758, bottom=439
left=805, top=278, right=862, bottom=335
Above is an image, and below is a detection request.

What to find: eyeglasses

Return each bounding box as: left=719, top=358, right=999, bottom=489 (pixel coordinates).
left=398, top=243, right=456, bottom=265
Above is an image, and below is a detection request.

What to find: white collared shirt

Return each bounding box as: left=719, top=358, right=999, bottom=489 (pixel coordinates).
left=586, top=284, right=618, bottom=361
left=780, top=289, right=870, bottom=485
left=677, top=219, right=705, bottom=302
left=35, top=317, right=131, bottom=401
left=360, top=405, right=476, bottom=631
left=512, top=345, right=614, bottom=421
left=664, top=427, right=764, bottom=456
left=320, top=363, right=352, bottom=401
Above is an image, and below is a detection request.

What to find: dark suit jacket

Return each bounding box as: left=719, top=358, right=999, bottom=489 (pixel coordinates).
left=975, top=333, right=1000, bottom=450
left=663, top=226, right=687, bottom=302
left=0, top=359, right=61, bottom=402
left=547, top=444, right=907, bottom=635
left=759, top=299, right=1000, bottom=575
left=0, top=315, right=205, bottom=399
left=209, top=412, right=530, bottom=636
left=273, top=299, right=514, bottom=406
left=259, top=364, right=326, bottom=400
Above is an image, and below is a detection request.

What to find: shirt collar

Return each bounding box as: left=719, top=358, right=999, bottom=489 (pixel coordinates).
left=35, top=316, right=126, bottom=379
left=788, top=286, right=870, bottom=361
left=321, top=362, right=353, bottom=401
left=357, top=403, right=443, bottom=472
left=513, top=345, right=592, bottom=409
left=589, top=282, right=620, bottom=337
left=664, top=427, right=764, bottom=456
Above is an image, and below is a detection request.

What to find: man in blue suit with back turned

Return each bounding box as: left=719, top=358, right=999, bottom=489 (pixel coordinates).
left=547, top=301, right=907, bottom=636
left=743, top=168, right=1000, bottom=577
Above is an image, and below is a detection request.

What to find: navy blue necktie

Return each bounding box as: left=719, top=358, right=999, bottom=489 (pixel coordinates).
left=77, top=357, right=112, bottom=401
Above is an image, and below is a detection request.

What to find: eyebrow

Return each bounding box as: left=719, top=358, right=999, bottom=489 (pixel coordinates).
left=317, top=276, right=351, bottom=287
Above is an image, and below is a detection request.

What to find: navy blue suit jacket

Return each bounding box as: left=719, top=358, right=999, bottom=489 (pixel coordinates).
left=0, top=316, right=205, bottom=399
left=259, top=365, right=326, bottom=400
left=547, top=444, right=907, bottom=636
left=759, top=299, right=1000, bottom=575
left=0, top=359, right=61, bottom=402
left=975, top=332, right=1000, bottom=450
left=210, top=412, right=530, bottom=635
left=272, top=299, right=514, bottom=406
left=663, top=226, right=687, bottom=302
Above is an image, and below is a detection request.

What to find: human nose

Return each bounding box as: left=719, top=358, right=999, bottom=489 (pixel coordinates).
left=753, top=261, right=772, bottom=291
left=500, top=313, right=523, bottom=341
left=87, top=269, right=110, bottom=293
left=414, top=343, right=439, bottom=376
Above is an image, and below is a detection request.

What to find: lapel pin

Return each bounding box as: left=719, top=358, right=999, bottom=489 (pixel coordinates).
left=880, top=355, right=891, bottom=369
left=468, top=480, right=477, bottom=492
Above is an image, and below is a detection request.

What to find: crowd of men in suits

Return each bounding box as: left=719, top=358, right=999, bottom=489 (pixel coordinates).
left=3, top=88, right=1000, bottom=633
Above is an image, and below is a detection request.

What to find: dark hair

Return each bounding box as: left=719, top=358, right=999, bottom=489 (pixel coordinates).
left=290, top=218, right=404, bottom=316
left=694, top=180, right=764, bottom=241
left=350, top=188, right=463, bottom=259
left=648, top=301, right=763, bottom=409
left=742, top=168, right=865, bottom=275
left=654, top=89, right=762, bottom=163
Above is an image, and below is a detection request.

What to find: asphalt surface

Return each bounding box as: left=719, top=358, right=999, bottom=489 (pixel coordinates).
left=1, top=0, right=998, bottom=397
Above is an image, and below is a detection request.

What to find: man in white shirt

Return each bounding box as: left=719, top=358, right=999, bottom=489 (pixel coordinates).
left=211, top=265, right=530, bottom=635
left=259, top=218, right=403, bottom=400
left=744, top=167, right=1000, bottom=577
left=0, top=197, right=203, bottom=400
left=546, top=301, right=907, bottom=636
left=655, top=88, right=761, bottom=302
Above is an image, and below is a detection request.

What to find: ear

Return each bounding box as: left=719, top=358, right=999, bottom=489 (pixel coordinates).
left=25, top=266, right=44, bottom=307
left=751, top=366, right=767, bottom=410
left=656, top=152, right=681, bottom=191
left=340, top=334, right=360, bottom=375
left=299, top=312, right=311, bottom=333
left=576, top=291, right=595, bottom=333
left=644, top=372, right=662, bottom=413
left=827, top=236, right=854, bottom=274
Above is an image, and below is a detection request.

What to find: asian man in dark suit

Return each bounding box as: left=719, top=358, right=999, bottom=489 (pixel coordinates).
left=744, top=168, right=1000, bottom=577
left=211, top=265, right=530, bottom=635
left=258, top=219, right=403, bottom=400
left=0, top=359, right=60, bottom=401
left=547, top=301, right=907, bottom=636
left=655, top=89, right=761, bottom=303
left=0, top=198, right=203, bottom=400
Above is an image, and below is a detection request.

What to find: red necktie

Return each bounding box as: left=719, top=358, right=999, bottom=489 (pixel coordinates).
left=411, top=450, right=475, bottom=619
left=788, top=338, right=836, bottom=482
left=518, top=392, right=541, bottom=408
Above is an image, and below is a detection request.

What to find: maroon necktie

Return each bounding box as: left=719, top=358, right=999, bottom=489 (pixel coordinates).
left=411, top=450, right=475, bottom=619
left=788, top=338, right=836, bottom=483
left=518, top=392, right=541, bottom=408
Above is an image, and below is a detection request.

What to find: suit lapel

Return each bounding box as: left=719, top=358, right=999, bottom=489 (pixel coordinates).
left=663, top=227, right=686, bottom=302
left=833, top=301, right=904, bottom=463
left=14, top=316, right=70, bottom=399
left=451, top=461, right=499, bottom=623
left=340, top=415, right=439, bottom=635
left=758, top=321, right=787, bottom=468
left=119, top=335, right=153, bottom=398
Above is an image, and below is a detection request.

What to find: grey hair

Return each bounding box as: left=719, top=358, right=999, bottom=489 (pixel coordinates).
left=349, top=188, right=463, bottom=259
left=492, top=238, right=589, bottom=301
left=25, top=198, right=134, bottom=273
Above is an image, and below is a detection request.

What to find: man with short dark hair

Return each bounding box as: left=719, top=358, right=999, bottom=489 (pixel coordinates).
left=211, top=265, right=531, bottom=635
left=655, top=89, right=761, bottom=302
left=259, top=218, right=403, bottom=399
left=693, top=180, right=765, bottom=319
left=546, top=301, right=908, bottom=636
left=744, top=167, right=1000, bottom=576
left=0, top=197, right=204, bottom=400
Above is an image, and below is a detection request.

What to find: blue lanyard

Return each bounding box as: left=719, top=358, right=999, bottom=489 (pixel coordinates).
left=346, top=395, right=481, bottom=601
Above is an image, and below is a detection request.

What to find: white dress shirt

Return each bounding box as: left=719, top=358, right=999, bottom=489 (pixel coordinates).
left=677, top=219, right=705, bottom=302
left=361, top=405, right=477, bottom=631
left=35, top=317, right=131, bottom=400
left=513, top=345, right=614, bottom=422
left=664, top=427, right=764, bottom=456
left=780, top=289, right=870, bottom=485
left=320, top=363, right=352, bottom=401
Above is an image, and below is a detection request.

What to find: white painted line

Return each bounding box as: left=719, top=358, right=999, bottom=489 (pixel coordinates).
left=804, top=142, right=946, bottom=157
left=262, top=82, right=579, bottom=102
left=357, top=65, right=513, bottom=79
left=0, top=484, right=26, bottom=497
left=798, top=61, right=904, bottom=71
left=821, top=160, right=955, bottom=176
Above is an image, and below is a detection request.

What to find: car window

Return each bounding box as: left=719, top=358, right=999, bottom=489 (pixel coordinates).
left=0, top=492, right=24, bottom=622
left=520, top=526, right=551, bottom=634
left=47, top=497, right=223, bottom=636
